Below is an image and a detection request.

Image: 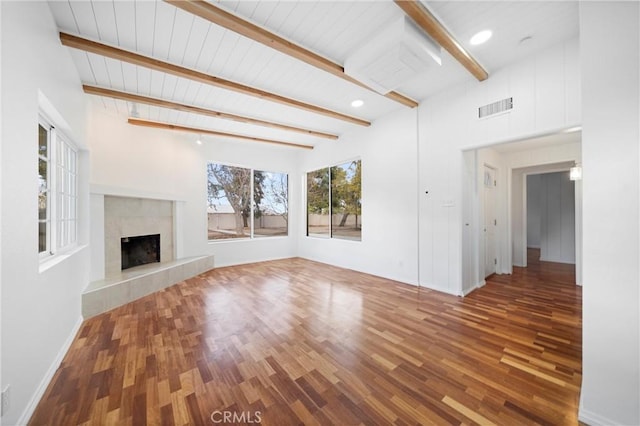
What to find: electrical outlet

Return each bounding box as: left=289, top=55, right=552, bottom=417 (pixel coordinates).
left=1, top=385, right=10, bottom=416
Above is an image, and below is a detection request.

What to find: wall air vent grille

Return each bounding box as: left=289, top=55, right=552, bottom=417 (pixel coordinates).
left=479, top=97, right=513, bottom=118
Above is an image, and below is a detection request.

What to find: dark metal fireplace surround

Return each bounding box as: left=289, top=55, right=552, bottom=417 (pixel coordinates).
left=121, top=234, right=160, bottom=270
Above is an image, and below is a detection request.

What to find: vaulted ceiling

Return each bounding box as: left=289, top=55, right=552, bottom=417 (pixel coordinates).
left=48, top=1, right=579, bottom=149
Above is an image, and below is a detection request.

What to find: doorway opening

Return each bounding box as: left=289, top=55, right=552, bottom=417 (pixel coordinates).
left=461, top=129, right=582, bottom=295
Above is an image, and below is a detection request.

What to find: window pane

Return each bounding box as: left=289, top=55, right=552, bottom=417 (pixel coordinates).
left=307, top=168, right=330, bottom=237
left=70, top=196, right=77, bottom=220
left=207, top=163, right=251, bottom=240
left=57, top=165, right=64, bottom=194
left=38, top=160, right=48, bottom=220
left=70, top=150, right=77, bottom=173
left=57, top=138, right=64, bottom=167
left=57, top=193, right=65, bottom=221
left=70, top=220, right=77, bottom=244
left=57, top=219, right=66, bottom=248
left=38, top=124, right=48, bottom=157
left=254, top=171, right=288, bottom=237
left=39, top=222, right=47, bottom=253
left=331, top=160, right=362, bottom=241
left=39, top=158, right=48, bottom=193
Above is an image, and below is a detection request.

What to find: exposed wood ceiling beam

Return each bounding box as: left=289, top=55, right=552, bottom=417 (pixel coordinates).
left=83, top=85, right=338, bottom=140
left=128, top=118, right=314, bottom=150
left=60, top=32, right=370, bottom=127
left=165, top=0, right=419, bottom=109
left=394, top=0, right=489, bottom=81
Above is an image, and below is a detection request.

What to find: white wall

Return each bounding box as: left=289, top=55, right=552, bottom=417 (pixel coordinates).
left=0, top=3, right=3, bottom=423
left=1, top=2, right=90, bottom=424
left=88, top=107, right=300, bottom=271
left=420, top=38, right=581, bottom=295
left=526, top=174, right=541, bottom=248
left=579, top=2, right=639, bottom=425
left=539, top=172, right=575, bottom=264
left=297, top=107, right=419, bottom=285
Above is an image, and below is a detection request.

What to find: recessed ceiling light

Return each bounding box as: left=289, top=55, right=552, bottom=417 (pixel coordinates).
left=351, top=99, right=364, bottom=108
left=470, top=30, right=492, bottom=46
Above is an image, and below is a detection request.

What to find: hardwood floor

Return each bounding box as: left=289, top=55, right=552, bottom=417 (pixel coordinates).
left=30, top=252, right=581, bottom=425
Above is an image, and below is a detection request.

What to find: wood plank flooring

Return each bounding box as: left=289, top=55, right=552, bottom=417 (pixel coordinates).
left=30, top=250, right=581, bottom=425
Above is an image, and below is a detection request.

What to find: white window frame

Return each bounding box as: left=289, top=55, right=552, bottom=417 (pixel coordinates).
left=206, top=162, right=289, bottom=242
left=38, top=120, right=52, bottom=258
left=39, top=115, right=78, bottom=260
left=305, top=158, right=362, bottom=241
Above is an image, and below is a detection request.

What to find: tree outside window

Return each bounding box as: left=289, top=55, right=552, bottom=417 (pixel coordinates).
left=207, top=163, right=288, bottom=240
left=307, top=160, right=361, bottom=241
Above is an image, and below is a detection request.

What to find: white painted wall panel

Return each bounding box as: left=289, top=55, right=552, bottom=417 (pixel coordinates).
left=526, top=175, right=541, bottom=249
left=535, top=41, right=565, bottom=131
left=540, top=172, right=575, bottom=264
left=1, top=2, right=89, bottom=424
left=579, top=3, right=639, bottom=425
left=564, top=38, right=581, bottom=125
left=508, top=57, right=536, bottom=137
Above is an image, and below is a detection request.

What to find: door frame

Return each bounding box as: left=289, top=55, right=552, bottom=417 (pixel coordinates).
left=483, top=164, right=498, bottom=278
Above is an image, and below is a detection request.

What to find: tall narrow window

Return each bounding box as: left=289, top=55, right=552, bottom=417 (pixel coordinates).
left=207, top=163, right=251, bottom=240
left=254, top=171, right=288, bottom=237
left=38, top=118, right=78, bottom=257
left=38, top=124, right=50, bottom=254
left=331, top=160, right=362, bottom=240
left=306, top=168, right=330, bottom=237
left=207, top=163, right=288, bottom=240
left=56, top=135, right=78, bottom=248
left=307, top=160, right=361, bottom=241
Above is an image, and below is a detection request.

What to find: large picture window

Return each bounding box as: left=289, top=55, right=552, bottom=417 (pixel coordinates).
left=39, top=118, right=78, bottom=257
left=207, top=163, right=288, bottom=240
left=307, top=160, right=361, bottom=241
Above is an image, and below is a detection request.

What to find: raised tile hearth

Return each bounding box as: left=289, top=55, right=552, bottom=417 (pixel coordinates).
left=82, top=255, right=214, bottom=318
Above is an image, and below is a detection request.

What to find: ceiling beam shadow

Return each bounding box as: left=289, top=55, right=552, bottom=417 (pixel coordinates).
left=394, top=0, right=489, bottom=81
left=60, top=32, right=370, bottom=127
left=128, top=118, right=314, bottom=150
left=83, top=84, right=338, bottom=140
left=165, top=0, right=419, bottom=108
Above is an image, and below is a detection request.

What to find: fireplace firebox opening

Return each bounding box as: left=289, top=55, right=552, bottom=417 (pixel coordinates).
left=121, top=234, right=160, bottom=270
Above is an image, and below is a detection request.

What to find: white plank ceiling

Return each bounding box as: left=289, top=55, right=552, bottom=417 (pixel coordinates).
left=48, top=0, right=579, bottom=149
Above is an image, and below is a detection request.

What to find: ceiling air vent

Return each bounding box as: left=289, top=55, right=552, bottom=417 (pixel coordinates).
left=344, top=16, right=442, bottom=95
left=479, top=97, right=513, bottom=118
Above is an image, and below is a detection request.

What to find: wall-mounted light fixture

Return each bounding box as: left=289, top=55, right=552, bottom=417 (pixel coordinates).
left=570, top=163, right=582, bottom=181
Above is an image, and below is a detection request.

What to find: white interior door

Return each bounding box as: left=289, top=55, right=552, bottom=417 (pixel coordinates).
left=484, top=166, right=497, bottom=277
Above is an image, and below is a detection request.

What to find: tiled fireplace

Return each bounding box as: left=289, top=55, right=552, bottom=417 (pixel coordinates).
left=83, top=194, right=214, bottom=318
left=104, top=196, right=174, bottom=276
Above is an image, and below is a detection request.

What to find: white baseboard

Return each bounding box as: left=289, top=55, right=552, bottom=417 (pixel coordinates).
left=539, top=256, right=576, bottom=265
left=579, top=407, right=621, bottom=426
left=17, top=316, right=83, bottom=425
left=462, top=280, right=486, bottom=296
